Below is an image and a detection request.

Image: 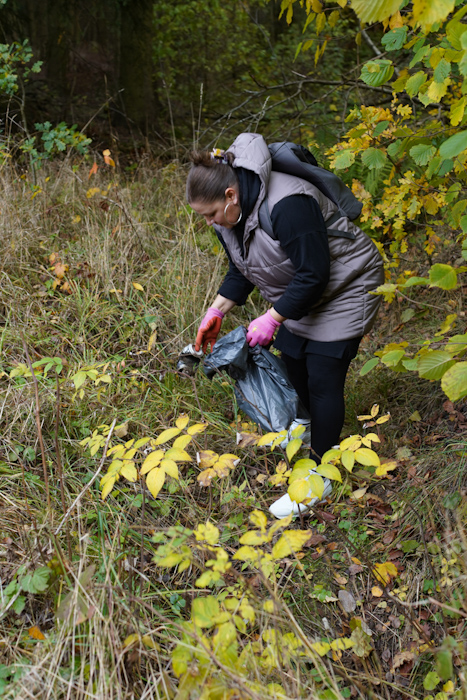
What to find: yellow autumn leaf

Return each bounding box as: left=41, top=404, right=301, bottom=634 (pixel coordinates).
left=120, top=462, right=137, bottom=482
left=198, top=450, right=218, bottom=468
left=72, top=214, right=81, bottom=224
left=123, top=633, right=140, bottom=648
left=311, top=641, right=331, bottom=656
left=354, top=448, right=380, bottom=467
left=376, top=413, right=390, bottom=424
left=133, top=437, right=150, bottom=449
left=216, top=453, right=239, bottom=469
left=187, top=423, right=207, bottom=435
left=29, top=625, right=46, bottom=640
left=100, top=474, right=117, bottom=500
left=160, top=458, right=179, bottom=479
left=141, top=635, right=159, bottom=650
left=145, top=466, right=165, bottom=498
left=340, top=435, right=362, bottom=451
left=233, top=545, right=261, bottom=561
left=321, top=447, right=341, bottom=463
left=250, top=509, right=268, bottom=530
left=288, top=478, right=311, bottom=503
left=257, top=431, right=282, bottom=446
left=289, top=465, right=311, bottom=484
left=164, top=447, right=191, bottom=462
left=194, top=522, right=220, bottom=544
left=372, top=586, right=384, bottom=597
left=316, top=464, right=342, bottom=482
left=197, top=468, right=215, bottom=486
left=175, top=415, right=190, bottom=430
left=375, top=459, right=398, bottom=477
left=271, top=530, right=311, bottom=559
left=373, top=561, right=398, bottom=585
left=173, top=434, right=192, bottom=450
left=86, top=187, right=100, bottom=199
left=306, top=473, right=324, bottom=500
left=140, top=449, right=164, bottom=475
left=147, top=330, right=157, bottom=353
left=239, top=530, right=269, bottom=545
left=155, top=427, right=182, bottom=445
left=286, top=438, right=302, bottom=462
left=341, top=450, right=355, bottom=472
left=132, top=282, right=144, bottom=291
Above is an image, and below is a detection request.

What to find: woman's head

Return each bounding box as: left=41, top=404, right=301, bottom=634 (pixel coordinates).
left=187, top=149, right=242, bottom=228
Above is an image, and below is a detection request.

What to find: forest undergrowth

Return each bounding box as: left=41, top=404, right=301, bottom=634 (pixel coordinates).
left=0, top=157, right=466, bottom=700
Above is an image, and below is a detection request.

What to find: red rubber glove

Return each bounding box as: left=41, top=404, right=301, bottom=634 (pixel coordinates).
left=246, top=310, right=281, bottom=347
left=195, top=307, right=225, bottom=352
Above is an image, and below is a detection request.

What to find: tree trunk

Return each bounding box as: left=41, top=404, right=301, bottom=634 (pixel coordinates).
left=118, top=0, right=155, bottom=133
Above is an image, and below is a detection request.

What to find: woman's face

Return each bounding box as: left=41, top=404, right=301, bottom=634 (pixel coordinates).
left=191, top=187, right=240, bottom=229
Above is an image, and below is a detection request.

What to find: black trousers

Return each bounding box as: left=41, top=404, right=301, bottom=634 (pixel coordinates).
left=281, top=339, right=360, bottom=459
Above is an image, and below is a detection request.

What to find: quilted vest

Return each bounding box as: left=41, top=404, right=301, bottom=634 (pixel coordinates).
left=216, top=133, right=384, bottom=342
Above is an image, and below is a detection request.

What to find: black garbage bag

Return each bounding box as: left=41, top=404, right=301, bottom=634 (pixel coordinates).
left=203, top=326, right=301, bottom=433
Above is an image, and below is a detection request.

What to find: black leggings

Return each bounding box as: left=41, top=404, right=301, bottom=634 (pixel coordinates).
left=281, top=343, right=360, bottom=459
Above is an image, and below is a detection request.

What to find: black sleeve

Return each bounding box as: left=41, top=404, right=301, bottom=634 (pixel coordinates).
left=215, top=230, right=255, bottom=305
left=270, top=194, right=330, bottom=320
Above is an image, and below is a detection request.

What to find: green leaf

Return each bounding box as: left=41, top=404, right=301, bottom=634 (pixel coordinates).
left=439, top=131, right=467, bottom=159
left=20, top=567, right=50, bottom=594
left=360, top=59, right=394, bottom=87
left=333, top=149, right=355, bottom=169
left=381, top=26, right=407, bottom=51
left=373, top=120, right=390, bottom=138
left=361, top=147, right=387, bottom=170
left=423, top=670, right=441, bottom=691
left=401, top=540, right=420, bottom=553
left=13, top=596, right=26, bottom=615
left=350, top=0, right=402, bottom=25
left=441, top=361, right=467, bottom=401
left=360, top=357, right=379, bottom=376
left=405, top=71, right=427, bottom=97
left=192, top=596, right=220, bottom=629
left=434, top=58, right=451, bottom=83
left=417, top=351, right=456, bottom=380
left=429, top=263, right=458, bottom=290
left=409, top=143, right=436, bottom=166
left=435, top=649, right=453, bottom=682
left=381, top=349, right=405, bottom=367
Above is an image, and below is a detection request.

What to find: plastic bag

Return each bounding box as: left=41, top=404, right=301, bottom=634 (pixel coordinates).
left=203, top=326, right=301, bottom=433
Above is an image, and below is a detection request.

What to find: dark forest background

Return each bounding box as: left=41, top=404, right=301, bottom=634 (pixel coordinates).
left=0, top=0, right=374, bottom=155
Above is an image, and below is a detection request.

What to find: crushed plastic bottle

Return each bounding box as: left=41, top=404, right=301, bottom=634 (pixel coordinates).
left=176, top=344, right=203, bottom=376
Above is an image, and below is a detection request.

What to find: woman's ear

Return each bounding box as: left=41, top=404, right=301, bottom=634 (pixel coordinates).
left=224, top=186, right=238, bottom=205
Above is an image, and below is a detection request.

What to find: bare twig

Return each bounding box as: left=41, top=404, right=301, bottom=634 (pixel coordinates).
left=21, top=333, right=50, bottom=510
left=55, top=372, right=72, bottom=560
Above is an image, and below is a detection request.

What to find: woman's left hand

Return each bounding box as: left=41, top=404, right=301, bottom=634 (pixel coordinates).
left=246, top=310, right=282, bottom=347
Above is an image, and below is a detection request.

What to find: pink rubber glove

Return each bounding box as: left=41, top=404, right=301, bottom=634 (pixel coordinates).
left=246, top=310, right=281, bottom=347
left=195, top=307, right=225, bottom=352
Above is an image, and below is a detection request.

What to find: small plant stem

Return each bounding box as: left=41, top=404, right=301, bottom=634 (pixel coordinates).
left=55, top=419, right=116, bottom=535
left=140, top=480, right=146, bottom=597
left=21, top=333, right=51, bottom=510
left=55, top=372, right=72, bottom=561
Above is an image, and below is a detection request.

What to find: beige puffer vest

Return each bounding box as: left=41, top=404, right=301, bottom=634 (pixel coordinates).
left=216, top=133, right=384, bottom=342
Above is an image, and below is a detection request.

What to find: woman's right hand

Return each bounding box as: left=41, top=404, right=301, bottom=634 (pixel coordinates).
left=195, top=307, right=225, bottom=352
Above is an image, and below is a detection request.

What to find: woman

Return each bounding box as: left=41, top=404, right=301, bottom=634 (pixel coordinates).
left=187, top=133, right=384, bottom=460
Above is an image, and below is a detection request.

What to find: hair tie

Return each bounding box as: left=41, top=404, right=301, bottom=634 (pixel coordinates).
left=210, top=148, right=229, bottom=165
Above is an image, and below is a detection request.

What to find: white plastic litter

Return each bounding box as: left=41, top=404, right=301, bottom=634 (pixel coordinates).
left=279, top=418, right=311, bottom=448
left=269, top=472, right=333, bottom=518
